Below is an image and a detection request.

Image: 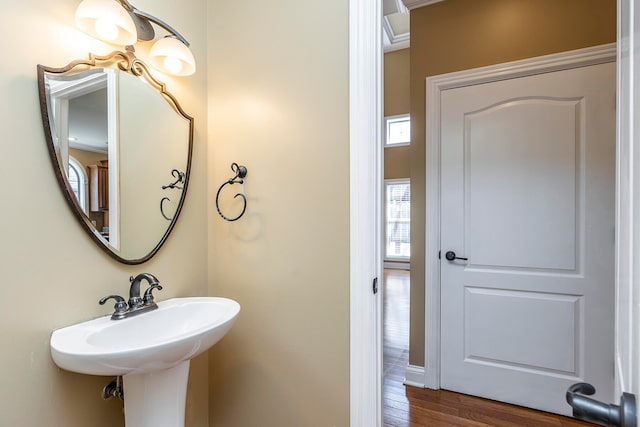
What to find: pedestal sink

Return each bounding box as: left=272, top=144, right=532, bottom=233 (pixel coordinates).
left=50, top=297, right=240, bottom=427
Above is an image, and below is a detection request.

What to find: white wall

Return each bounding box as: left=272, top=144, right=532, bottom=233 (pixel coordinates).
left=0, top=0, right=209, bottom=425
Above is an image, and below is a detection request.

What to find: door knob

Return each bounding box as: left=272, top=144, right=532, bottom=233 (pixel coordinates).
left=566, top=382, right=637, bottom=427
left=445, top=251, right=468, bottom=261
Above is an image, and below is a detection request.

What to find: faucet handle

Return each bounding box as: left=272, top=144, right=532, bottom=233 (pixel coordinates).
left=143, top=284, right=163, bottom=306
left=99, top=295, right=128, bottom=314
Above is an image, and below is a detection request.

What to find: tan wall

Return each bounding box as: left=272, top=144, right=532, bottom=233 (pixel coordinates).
left=118, top=71, right=191, bottom=259
left=409, top=0, right=617, bottom=365
left=69, top=148, right=107, bottom=169
left=0, top=0, right=209, bottom=425
left=385, top=146, right=411, bottom=180
left=385, top=48, right=410, bottom=117
left=384, top=48, right=411, bottom=180
left=206, top=1, right=350, bottom=426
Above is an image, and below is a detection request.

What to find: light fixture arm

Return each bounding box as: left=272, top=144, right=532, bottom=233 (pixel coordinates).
left=115, top=0, right=134, bottom=11
left=116, top=0, right=190, bottom=47
left=130, top=8, right=190, bottom=47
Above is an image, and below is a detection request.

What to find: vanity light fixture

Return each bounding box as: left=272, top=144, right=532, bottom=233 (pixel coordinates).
left=74, top=0, right=196, bottom=76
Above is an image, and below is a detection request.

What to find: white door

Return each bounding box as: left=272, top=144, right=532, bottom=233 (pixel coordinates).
left=439, top=62, right=616, bottom=415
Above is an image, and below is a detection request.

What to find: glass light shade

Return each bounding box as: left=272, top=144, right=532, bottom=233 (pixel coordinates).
left=149, top=37, right=196, bottom=76
left=75, top=0, right=137, bottom=45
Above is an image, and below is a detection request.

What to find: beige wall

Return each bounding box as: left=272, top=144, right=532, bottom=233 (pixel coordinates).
left=69, top=148, right=107, bottom=169
left=5, top=1, right=351, bottom=426
left=0, top=0, right=209, bottom=425
left=384, top=48, right=411, bottom=180
left=385, top=48, right=410, bottom=117
left=118, top=71, right=191, bottom=259
left=206, top=1, right=350, bottom=426
left=3, top=0, right=616, bottom=424
left=408, top=0, right=617, bottom=365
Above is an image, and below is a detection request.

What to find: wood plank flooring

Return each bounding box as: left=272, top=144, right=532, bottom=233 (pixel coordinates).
left=382, top=269, right=595, bottom=427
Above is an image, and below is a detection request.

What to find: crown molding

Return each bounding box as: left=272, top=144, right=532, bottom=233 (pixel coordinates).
left=401, top=0, right=446, bottom=10
left=384, top=0, right=408, bottom=15
left=383, top=17, right=410, bottom=52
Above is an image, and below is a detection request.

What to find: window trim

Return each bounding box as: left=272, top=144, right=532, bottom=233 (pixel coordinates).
left=384, top=178, right=410, bottom=262
left=384, top=113, right=411, bottom=147
left=68, top=156, right=88, bottom=214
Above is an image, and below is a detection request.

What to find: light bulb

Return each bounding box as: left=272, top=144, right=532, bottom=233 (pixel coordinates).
left=150, top=37, right=196, bottom=76
left=75, top=0, right=137, bottom=45
left=94, top=17, right=119, bottom=41
left=163, top=56, right=183, bottom=75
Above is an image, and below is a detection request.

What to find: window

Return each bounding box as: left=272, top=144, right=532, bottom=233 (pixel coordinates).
left=68, top=156, right=88, bottom=214
left=384, top=114, right=410, bottom=147
left=385, top=179, right=410, bottom=260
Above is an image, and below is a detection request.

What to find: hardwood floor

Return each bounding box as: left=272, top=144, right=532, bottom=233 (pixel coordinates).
left=382, top=269, right=595, bottom=427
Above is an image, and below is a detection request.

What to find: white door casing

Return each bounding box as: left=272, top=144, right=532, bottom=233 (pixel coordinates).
left=616, top=0, right=640, bottom=418
left=350, top=0, right=383, bottom=425
left=424, top=44, right=617, bottom=416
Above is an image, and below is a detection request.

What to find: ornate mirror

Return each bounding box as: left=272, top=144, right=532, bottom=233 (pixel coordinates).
left=37, top=50, right=193, bottom=264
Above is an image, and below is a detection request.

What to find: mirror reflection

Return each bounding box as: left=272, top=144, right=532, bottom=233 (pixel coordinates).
left=38, top=52, right=193, bottom=264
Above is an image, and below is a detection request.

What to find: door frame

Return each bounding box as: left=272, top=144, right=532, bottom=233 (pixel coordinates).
left=349, top=0, right=383, bottom=425
left=615, top=0, right=640, bottom=406
left=423, top=43, right=617, bottom=389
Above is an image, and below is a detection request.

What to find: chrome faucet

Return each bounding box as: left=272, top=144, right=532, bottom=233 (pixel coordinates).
left=99, top=273, right=163, bottom=320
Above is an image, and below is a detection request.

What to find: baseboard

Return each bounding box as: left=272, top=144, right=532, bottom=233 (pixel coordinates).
left=384, top=261, right=410, bottom=270
left=403, top=364, right=426, bottom=388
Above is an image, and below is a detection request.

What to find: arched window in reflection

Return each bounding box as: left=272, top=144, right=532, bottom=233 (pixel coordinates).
left=68, top=156, right=88, bottom=214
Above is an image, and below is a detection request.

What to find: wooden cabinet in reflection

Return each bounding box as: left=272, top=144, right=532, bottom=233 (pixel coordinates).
left=89, top=160, right=109, bottom=212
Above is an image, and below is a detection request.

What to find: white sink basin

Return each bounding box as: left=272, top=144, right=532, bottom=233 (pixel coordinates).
left=51, top=297, right=240, bottom=376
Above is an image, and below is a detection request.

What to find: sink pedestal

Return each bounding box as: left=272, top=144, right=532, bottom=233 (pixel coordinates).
left=123, top=361, right=190, bottom=427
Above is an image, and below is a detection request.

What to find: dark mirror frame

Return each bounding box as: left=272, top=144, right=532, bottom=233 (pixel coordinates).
left=37, top=49, right=194, bottom=265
